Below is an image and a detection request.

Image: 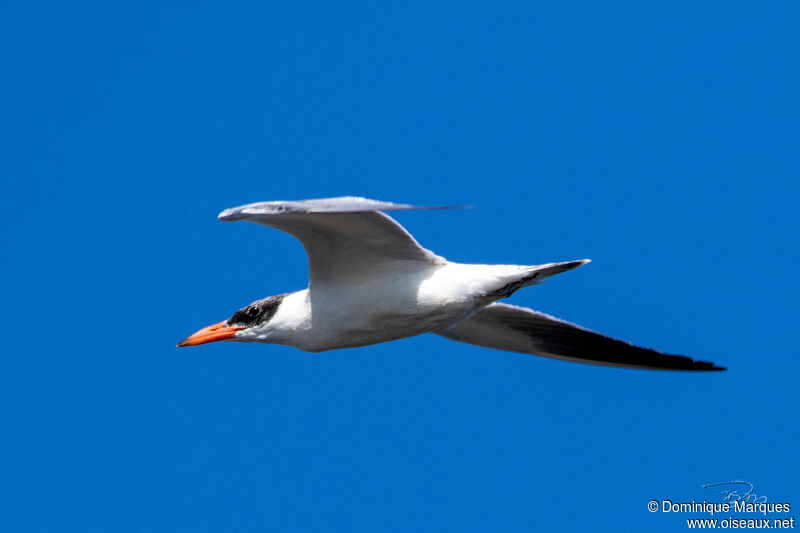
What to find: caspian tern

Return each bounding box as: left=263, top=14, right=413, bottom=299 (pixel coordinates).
left=178, top=197, right=724, bottom=371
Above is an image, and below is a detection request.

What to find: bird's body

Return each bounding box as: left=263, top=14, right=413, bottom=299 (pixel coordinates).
left=237, top=262, right=570, bottom=352
left=178, top=196, right=724, bottom=371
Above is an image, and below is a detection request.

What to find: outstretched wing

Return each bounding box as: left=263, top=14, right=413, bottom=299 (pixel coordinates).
left=218, top=196, right=465, bottom=287
left=437, top=302, right=725, bottom=371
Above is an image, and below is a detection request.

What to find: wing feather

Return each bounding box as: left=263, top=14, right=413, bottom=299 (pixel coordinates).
left=437, top=303, right=725, bottom=371
left=218, top=197, right=465, bottom=286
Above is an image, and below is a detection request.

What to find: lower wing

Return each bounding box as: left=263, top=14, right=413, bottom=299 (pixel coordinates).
left=436, top=303, right=725, bottom=371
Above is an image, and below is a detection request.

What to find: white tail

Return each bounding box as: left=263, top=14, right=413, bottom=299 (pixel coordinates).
left=488, top=259, right=590, bottom=299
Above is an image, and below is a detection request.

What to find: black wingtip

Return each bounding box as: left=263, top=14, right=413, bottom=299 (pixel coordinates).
left=682, top=360, right=726, bottom=371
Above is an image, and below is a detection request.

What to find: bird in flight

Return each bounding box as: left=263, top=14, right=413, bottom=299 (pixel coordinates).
left=178, top=197, right=724, bottom=371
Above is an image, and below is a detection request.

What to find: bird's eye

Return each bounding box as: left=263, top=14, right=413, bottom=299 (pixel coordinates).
left=247, top=306, right=260, bottom=317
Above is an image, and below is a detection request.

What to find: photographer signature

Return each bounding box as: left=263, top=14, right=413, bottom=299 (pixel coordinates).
left=703, top=480, right=767, bottom=504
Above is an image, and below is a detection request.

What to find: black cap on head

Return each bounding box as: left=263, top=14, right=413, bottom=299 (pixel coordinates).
left=227, top=294, right=287, bottom=328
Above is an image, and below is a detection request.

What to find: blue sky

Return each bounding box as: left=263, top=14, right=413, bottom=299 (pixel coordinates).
left=2, top=2, right=798, bottom=531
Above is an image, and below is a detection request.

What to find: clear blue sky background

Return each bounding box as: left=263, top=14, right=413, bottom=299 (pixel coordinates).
left=3, top=2, right=798, bottom=531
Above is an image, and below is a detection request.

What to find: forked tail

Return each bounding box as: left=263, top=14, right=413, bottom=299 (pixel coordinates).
left=489, top=259, right=590, bottom=299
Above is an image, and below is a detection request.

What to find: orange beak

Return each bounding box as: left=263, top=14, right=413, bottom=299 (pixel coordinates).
left=177, top=321, right=244, bottom=347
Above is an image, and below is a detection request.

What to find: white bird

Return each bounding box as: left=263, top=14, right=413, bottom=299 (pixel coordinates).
left=178, top=197, right=724, bottom=371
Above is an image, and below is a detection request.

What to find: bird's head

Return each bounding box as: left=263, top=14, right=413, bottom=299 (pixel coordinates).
left=177, top=294, right=286, bottom=347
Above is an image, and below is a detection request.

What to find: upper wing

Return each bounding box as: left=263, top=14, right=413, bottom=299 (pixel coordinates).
left=436, top=302, right=725, bottom=371
left=218, top=197, right=465, bottom=286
